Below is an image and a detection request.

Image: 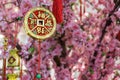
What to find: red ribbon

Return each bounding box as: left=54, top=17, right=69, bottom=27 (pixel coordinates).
left=52, top=0, right=63, bottom=24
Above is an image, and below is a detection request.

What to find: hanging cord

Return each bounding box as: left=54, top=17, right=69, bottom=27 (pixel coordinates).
left=15, top=22, right=23, bottom=80
left=3, top=37, right=8, bottom=80
left=20, top=59, right=23, bottom=80
left=3, top=58, right=6, bottom=80
left=34, top=40, right=41, bottom=80
left=10, top=22, right=18, bottom=74
left=38, top=41, right=41, bottom=72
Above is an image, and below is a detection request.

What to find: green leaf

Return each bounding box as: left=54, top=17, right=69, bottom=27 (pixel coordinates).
left=70, top=2, right=75, bottom=10
left=48, top=46, right=55, bottom=52
left=115, top=71, right=119, bottom=76
left=18, top=67, right=20, bottom=70
left=70, top=3, right=75, bottom=6
left=102, top=52, right=106, bottom=56
left=16, top=17, right=22, bottom=21
left=28, top=47, right=35, bottom=53
left=89, top=67, right=94, bottom=74
left=68, top=45, right=73, bottom=49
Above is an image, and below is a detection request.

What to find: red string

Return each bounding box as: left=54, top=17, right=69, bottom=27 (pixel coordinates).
left=34, top=41, right=41, bottom=80
left=14, top=22, right=18, bottom=47
left=52, top=0, right=63, bottom=24
left=20, top=60, right=23, bottom=80
left=3, top=59, right=6, bottom=80
left=38, top=41, right=41, bottom=71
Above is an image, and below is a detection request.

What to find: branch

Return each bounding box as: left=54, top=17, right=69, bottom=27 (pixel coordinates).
left=89, top=0, right=120, bottom=79
left=0, top=16, right=23, bottom=25
left=91, top=0, right=120, bottom=65
left=53, top=32, right=66, bottom=67
left=57, top=32, right=67, bottom=58
left=8, top=17, right=23, bottom=24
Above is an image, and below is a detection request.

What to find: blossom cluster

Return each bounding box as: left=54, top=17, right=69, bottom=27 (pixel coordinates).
left=0, top=0, right=120, bottom=80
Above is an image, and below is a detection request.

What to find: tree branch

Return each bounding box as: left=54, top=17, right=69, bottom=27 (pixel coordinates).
left=91, top=0, right=120, bottom=65
left=89, top=0, right=120, bottom=79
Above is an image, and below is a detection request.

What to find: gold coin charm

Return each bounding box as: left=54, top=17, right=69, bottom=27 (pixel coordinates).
left=24, top=7, right=56, bottom=40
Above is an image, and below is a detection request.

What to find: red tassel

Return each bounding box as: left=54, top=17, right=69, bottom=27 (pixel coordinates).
left=52, top=0, right=63, bottom=24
